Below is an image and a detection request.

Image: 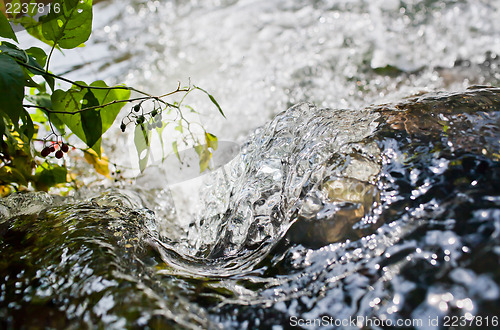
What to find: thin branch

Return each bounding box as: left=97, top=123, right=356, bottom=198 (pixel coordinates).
left=46, top=44, right=56, bottom=72
left=24, top=95, right=177, bottom=115
left=17, top=61, right=188, bottom=107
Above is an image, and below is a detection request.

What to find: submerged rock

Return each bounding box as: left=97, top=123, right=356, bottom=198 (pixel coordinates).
left=287, top=86, right=500, bottom=248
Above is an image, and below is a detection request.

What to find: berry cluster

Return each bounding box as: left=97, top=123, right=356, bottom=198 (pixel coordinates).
left=40, top=143, right=70, bottom=159
left=120, top=103, right=163, bottom=132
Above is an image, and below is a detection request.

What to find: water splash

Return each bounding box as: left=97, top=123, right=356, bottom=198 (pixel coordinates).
left=2, top=87, right=499, bottom=328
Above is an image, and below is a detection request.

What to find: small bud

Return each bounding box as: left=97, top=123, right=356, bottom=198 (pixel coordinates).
left=120, top=123, right=126, bottom=132
left=133, top=104, right=141, bottom=112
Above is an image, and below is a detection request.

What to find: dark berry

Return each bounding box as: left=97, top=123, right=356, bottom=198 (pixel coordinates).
left=55, top=150, right=64, bottom=159
left=49, top=146, right=56, bottom=153
left=41, top=147, right=51, bottom=157
left=151, top=110, right=158, bottom=117
left=133, top=104, right=141, bottom=112
left=61, top=144, right=69, bottom=153
left=120, top=123, right=126, bottom=132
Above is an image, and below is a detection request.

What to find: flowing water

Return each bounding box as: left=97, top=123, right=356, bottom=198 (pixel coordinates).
left=2, top=0, right=500, bottom=329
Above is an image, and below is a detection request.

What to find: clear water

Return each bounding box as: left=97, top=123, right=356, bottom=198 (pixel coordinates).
left=2, top=0, right=500, bottom=329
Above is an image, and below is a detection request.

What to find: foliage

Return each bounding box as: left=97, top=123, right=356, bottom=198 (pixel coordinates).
left=0, top=0, right=223, bottom=196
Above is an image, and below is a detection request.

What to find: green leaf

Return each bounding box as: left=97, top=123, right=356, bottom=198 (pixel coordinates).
left=0, top=41, right=28, bottom=62
left=134, top=124, right=151, bottom=172
left=81, top=90, right=102, bottom=149
left=14, top=15, right=59, bottom=48
left=205, top=132, right=218, bottom=150
left=0, top=166, right=28, bottom=187
left=0, top=9, right=18, bottom=42
left=29, top=109, right=49, bottom=124
left=195, top=86, right=226, bottom=118
left=35, top=165, right=68, bottom=191
left=9, top=0, right=22, bottom=15
left=0, top=53, right=25, bottom=126
left=22, top=68, right=41, bottom=88
left=26, top=93, right=65, bottom=134
left=175, top=120, right=183, bottom=133
left=52, top=86, right=93, bottom=150
left=26, top=47, right=47, bottom=68
left=155, top=119, right=166, bottom=160
left=194, top=144, right=203, bottom=156
left=52, top=81, right=130, bottom=155
left=27, top=0, right=39, bottom=18
left=19, top=108, right=34, bottom=141
left=87, top=81, right=130, bottom=133
left=25, top=47, right=54, bottom=89
left=40, top=0, right=93, bottom=49
left=172, top=141, right=181, bottom=162
left=0, top=42, right=54, bottom=90
left=0, top=113, right=7, bottom=139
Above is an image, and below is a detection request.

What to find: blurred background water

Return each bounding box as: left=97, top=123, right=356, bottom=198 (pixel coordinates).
left=2, top=0, right=500, bottom=329
left=46, top=0, right=500, bottom=142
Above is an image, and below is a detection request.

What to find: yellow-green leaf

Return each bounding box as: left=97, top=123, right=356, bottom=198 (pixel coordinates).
left=205, top=132, right=218, bottom=150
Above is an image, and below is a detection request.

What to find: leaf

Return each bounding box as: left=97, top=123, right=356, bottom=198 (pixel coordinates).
left=134, top=124, right=151, bottom=172
left=199, top=147, right=212, bottom=173
left=52, top=81, right=130, bottom=156
left=86, top=81, right=130, bottom=133
left=52, top=86, right=93, bottom=151
left=175, top=120, right=183, bottom=133
left=194, top=144, right=203, bottom=156
left=195, top=86, right=226, bottom=118
left=0, top=53, right=25, bottom=126
left=26, top=93, right=65, bottom=134
left=40, top=0, right=93, bottom=49
left=27, top=0, right=39, bottom=18
left=81, top=90, right=102, bottom=149
left=0, top=42, right=55, bottom=90
left=205, top=132, right=218, bottom=150
left=172, top=141, right=181, bottom=162
left=34, top=165, right=68, bottom=191
left=18, top=109, right=34, bottom=141
left=14, top=15, right=59, bottom=48
left=26, top=47, right=47, bottom=67
left=0, top=166, right=28, bottom=187
left=26, top=47, right=54, bottom=90
left=155, top=119, right=166, bottom=160
left=84, top=149, right=110, bottom=177
left=0, top=9, right=18, bottom=42
left=0, top=41, right=28, bottom=62
left=9, top=0, right=22, bottom=16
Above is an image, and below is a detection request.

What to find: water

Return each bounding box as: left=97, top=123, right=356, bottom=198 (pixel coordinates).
left=2, top=0, right=500, bottom=328
left=2, top=86, right=499, bottom=328
left=45, top=0, right=500, bottom=143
